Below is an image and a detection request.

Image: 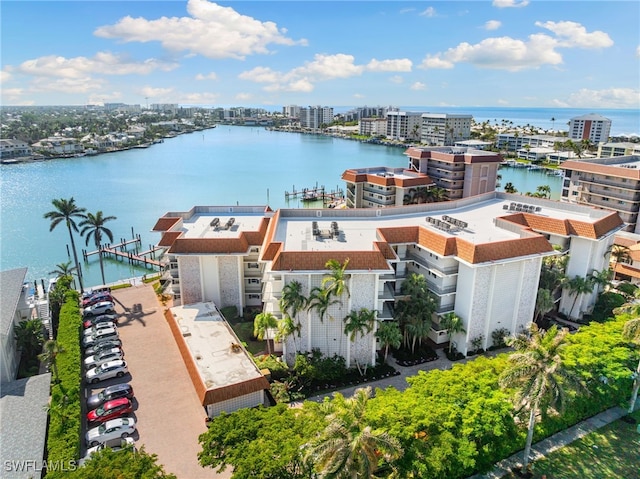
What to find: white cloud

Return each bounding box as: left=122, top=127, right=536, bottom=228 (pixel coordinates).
left=195, top=72, right=218, bottom=81
left=0, top=70, right=11, bottom=83
left=497, top=99, right=510, bottom=105
left=353, top=93, right=365, bottom=99
left=410, top=82, right=427, bottom=91
left=420, top=34, right=562, bottom=71
left=94, top=0, right=307, bottom=60
left=30, top=76, right=105, bottom=94
left=177, top=92, right=220, bottom=104
left=420, top=7, right=436, bottom=17
left=139, top=86, right=175, bottom=98
left=535, top=21, right=613, bottom=48
left=389, top=75, right=403, bottom=84
left=492, top=0, right=529, bottom=8
left=88, top=92, right=123, bottom=104
left=235, top=92, right=252, bottom=101
left=399, top=8, right=415, bottom=14
left=484, top=20, right=501, bottom=31
left=15, top=52, right=177, bottom=79
left=637, top=45, right=640, bottom=57
left=554, top=88, right=640, bottom=108
left=366, top=58, right=412, bottom=72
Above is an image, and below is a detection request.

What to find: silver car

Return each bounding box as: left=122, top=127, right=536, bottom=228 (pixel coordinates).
left=86, top=417, right=136, bottom=447
left=85, top=359, right=128, bottom=384
left=84, top=348, right=124, bottom=370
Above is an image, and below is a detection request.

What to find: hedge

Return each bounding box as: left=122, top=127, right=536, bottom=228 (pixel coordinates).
left=46, top=290, right=83, bottom=466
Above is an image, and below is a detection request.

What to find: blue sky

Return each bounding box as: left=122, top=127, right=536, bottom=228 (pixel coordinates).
left=1, top=0, right=639, bottom=109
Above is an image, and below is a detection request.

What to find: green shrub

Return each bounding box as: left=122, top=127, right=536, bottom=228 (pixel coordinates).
left=253, top=354, right=290, bottom=381
left=47, top=290, right=82, bottom=464
left=591, top=292, right=626, bottom=322
left=110, top=282, right=132, bottom=291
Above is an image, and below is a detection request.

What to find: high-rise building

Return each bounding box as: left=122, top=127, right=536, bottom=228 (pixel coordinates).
left=299, top=106, right=334, bottom=131
left=420, top=113, right=472, bottom=146
left=282, top=105, right=301, bottom=118
left=568, top=113, right=612, bottom=144
left=386, top=111, right=423, bottom=141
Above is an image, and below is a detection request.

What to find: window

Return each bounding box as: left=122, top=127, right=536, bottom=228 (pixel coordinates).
left=247, top=263, right=259, bottom=269
left=250, top=247, right=259, bottom=253
left=248, top=294, right=260, bottom=300
left=572, top=191, right=578, bottom=196
left=248, top=278, right=260, bottom=284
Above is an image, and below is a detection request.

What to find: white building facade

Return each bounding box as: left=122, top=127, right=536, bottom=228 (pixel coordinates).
left=568, top=114, right=612, bottom=144
left=420, top=113, right=472, bottom=146
left=386, top=111, right=423, bottom=141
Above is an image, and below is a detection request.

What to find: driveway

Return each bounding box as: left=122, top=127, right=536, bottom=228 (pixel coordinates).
left=109, top=284, right=231, bottom=479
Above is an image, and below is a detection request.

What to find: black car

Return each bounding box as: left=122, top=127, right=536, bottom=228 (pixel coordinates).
left=87, top=383, right=134, bottom=409
left=83, top=338, right=123, bottom=356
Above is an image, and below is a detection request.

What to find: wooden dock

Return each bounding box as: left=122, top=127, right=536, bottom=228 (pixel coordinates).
left=284, top=184, right=344, bottom=204
left=82, top=234, right=163, bottom=270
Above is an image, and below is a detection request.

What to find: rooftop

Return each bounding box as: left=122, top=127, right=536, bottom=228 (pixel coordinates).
left=0, top=268, right=27, bottom=338
left=562, top=155, right=640, bottom=179
left=168, top=302, right=268, bottom=405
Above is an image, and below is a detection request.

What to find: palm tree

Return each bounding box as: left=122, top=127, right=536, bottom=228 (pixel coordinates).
left=622, top=317, right=640, bottom=415
left=79, top=211, right=117, bottom=285
left=440, top=312, right=466, bottom=354
left=588, top=268, right=613, bottom=293
left=276, top=315, right=301, bottom=359
left=565, top=275, right=594, bottom=319
left=550, top=117, right=556, bottom=132
left=397, top=273, right=436, bottom=353
left=536, top=185, right=551, bottom=199
left=504, top=182, right=518, bottom=194
left=534, top=288, right=555, bottom=323
left=499, top=324, right=584, bottom=472
left=604, top=244, right=631, bottom=277
left=279, top=280, right=308, bottom=356
left=322, top=258, right=350, bottom=299
left=49, top=260, right=77, bottom=279
left=14, top=319, right=44, bottom=364
left=308, top=286, right=340, bottom=353
left=38, top=339, right=64, bottom=381
left=253, top=312, right=278, bottom=354
left=344, top=308, right=376, bottom=376
left=375, top=321, right=402, bottom=363
left=303, top=387, right=403, bottom=478
left=43, top=197, right=87, bottom=291
left=428, top=187, right=449, bottom=203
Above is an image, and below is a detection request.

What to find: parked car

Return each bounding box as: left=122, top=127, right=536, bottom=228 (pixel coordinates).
left=83, top=301, right=115, bottom=317
left=82, top=292, right=114, bottom=308
left=84, top=314, right=119, bottom=329
left=86, top=360, right=128, bottom=384
left=84, top=348, right=124, bottom=370
left=83, top=322, right=117, bottom=337
left=79, top=437, right=135, bottom=466
left=86, top=417, right=136, bottom=447
left=87, top=383, right=134, bottom=409
left=82, top=286, right=111, bottom=300
left=82, top=328, right=119, bottom=348
left=86, top=397, right=133, bottom=424
left=84, top=338, right=122, bottom=357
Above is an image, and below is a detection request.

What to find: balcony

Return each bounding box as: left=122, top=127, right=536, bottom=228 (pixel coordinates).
left=579, top=176, right=640, bottom=192
left=425, top=279, right=457, bottom=295
left=377, top=302, right=395, bottom=320
left=403, top=252, right=459, bottom=275
left=378, top=283, right=395, bottom=300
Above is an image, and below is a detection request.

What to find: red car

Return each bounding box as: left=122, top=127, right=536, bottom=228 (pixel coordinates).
left=86, top=397, right=133, bottom=424
left=82, top=292, right=114, bottom=308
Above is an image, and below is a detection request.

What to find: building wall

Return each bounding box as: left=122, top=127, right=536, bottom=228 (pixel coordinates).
left=179, top=256, right=203, bottom=305
left=201, top=256, right=221, bottom=305
left=347, top=274, right=378, bottom=367
left=205, top=390, right=266, bottom=417
left=219, top=256, right=242, bottom=311
left=463, top=162, right=498, bottom=197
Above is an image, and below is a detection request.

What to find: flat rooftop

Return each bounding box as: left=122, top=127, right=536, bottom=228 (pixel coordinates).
left=179, top=212, right=266, bottom=239
left=170, top=302, right=264, bottom=391
left=274, top=194, right=605, bottom=252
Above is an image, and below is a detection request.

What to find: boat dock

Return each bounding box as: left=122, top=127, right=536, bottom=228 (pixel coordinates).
left=82, top=234, right=163, bottom=269
left=284, top=184, right=345, bottom=205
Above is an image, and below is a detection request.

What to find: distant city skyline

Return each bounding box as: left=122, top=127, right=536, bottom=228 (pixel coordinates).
left=1, top=0, right=639, bottom=109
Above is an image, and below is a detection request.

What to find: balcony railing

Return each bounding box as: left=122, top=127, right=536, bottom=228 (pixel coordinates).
left=403, top=252, right=459, bottom=275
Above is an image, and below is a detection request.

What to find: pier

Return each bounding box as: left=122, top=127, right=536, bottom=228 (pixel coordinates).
left=82, top=232, right=164, bottom=270
left=284, top=184, right=345, bottom=205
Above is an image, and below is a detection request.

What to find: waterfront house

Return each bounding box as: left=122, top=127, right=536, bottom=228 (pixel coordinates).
left=153, top=194, right=622, bottom=366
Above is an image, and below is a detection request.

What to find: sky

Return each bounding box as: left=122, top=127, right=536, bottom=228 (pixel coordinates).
left=1, top=0, right=639, bottom=109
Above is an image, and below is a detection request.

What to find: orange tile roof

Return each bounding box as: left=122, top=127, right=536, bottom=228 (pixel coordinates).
left=341, top=169, right=435, bottom=188
left=455, top=236, right=554, bottom=263
left=561, top=160, right=640, bottom=180
left=614, top=262, right=640, bottom=279
left=169, top=237, right=250, bottom=254
left=500, top=212, right=622, bottom=240
left=270, top=251, right=391, bottom=272
left=158, top=231, right=182, bottom=247
left=152, top=217, right=181, bottom=232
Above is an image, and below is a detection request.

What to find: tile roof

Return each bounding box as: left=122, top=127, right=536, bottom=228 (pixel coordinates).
left=561, top=159, right=640, bottom=180
left=270, top=251, right=391, bottom=272
left=614, top=262, right=640, bottom=279
left=341, top=169, right=435, bottom=188
left=0, top=268, right=27, bottom=337
left=152, top=217, right=181, bottom=232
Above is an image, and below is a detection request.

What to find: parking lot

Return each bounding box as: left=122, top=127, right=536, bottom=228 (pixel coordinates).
left=86, top=284, right=231, bottom=479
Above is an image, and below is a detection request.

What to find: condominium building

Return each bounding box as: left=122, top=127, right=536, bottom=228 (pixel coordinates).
left=300, top=106, right=334, bottom=131
left=153, top=194, right=622, bottom=366
left=341, top=166, right=435, bottom=208
left=568, top=113, right=612, bottom=144
left=0, top=139, right=32, bottom=159
left=420, top=113, right=472, bottom=146
left=597, top=142, right=640, bottom=158
left=344, top=106, right=396, bottom=122
left=386, top=111, right=422, bottom=141
left=496, top=134, right=559, bottom=152
left=561, top=155, right=640, bottom=233
left=359, top=118, right=388, bottom=137
left=282, top=105, right=301, bottom=118
left=404, top=146, right=503, bottom=200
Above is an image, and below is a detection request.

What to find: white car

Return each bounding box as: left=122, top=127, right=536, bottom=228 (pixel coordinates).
left=83, top=322, right=117, bottom=337
left=86, top=417, right=136, bottom=447
left=82, top=328, right=119, bottom=348
left=79, top=437, right=135, bottom=466
left=85, top=359, right=128, bottom=384
left=84, top=301, right=115, bottom=317
left=84, top=348, right=124, bottom=370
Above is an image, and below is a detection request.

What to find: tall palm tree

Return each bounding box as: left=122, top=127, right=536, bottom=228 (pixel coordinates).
left=534, top=288, right=555, bottom=324
left=14, top=319, right=45, bottom=364
left=536, top=185, right=551, bottom=199
left=303, top=387, right=402, bottom=478
left=440, top=312, right=466, bottom=354
left=43, top=197, right=86, bottom=291
left=504, top=182, right=518, bottom=194
left=322, top=258, right=350, bottom=299
left=375, top=321, right=402, bottom=363
left=604, top=244, right=631, bottom=278
left=79, top=211, right=117, bottom=285
left=428, top=187, right=449, bottom=203
left=499, top=324, right=584, bottom=472
left=622, top=317, right=640, bottom=415
left=565, top=275, right=594, bottom=319
left=49, top=260, right=77, bottom=279
left=279, top=280, right=308, bottom=357
left=276, top=315, right=301, bottom=359
left=38, top=339, right=64, bottom=381
left=308, top=286, right=340, bottom=353
left=588, top=268, right=613, bottom=293
left=344, top=308, right=376, bottom=376
left=253, top=312, right=278, bottom=354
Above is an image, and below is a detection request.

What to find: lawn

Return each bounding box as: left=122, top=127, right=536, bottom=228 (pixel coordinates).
left=230, top=320, right=265, bottom=355
left=506, top=410, right=640, bottom=479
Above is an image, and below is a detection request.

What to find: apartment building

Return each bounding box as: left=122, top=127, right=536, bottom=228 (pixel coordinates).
left=0, top=139, right=32, bottom=159
left=568, top=113, right=612, bottom=144
left=282, top=105, right=301, bottom=118
left=386, top=111, right=422, bottom=141
left=1, top=268, right=33, bottom=384
left=300, top=106, right=334, bottom=131
left=153, top=194, right=621, bottom=366
left=496, top=133, right=559, bottom=152
left=597, top=142, right=640, bottom=158
left=341, top=166, right=435, bottom=208
left=344, top=106, right=396, bottom=122
left=404, top=146, right=502, bottom=200
left=561, top=155, right=640, bottom=234
left=359, top=118, right=387, bottom=137
left=420, top=113, right=472, bottom=146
